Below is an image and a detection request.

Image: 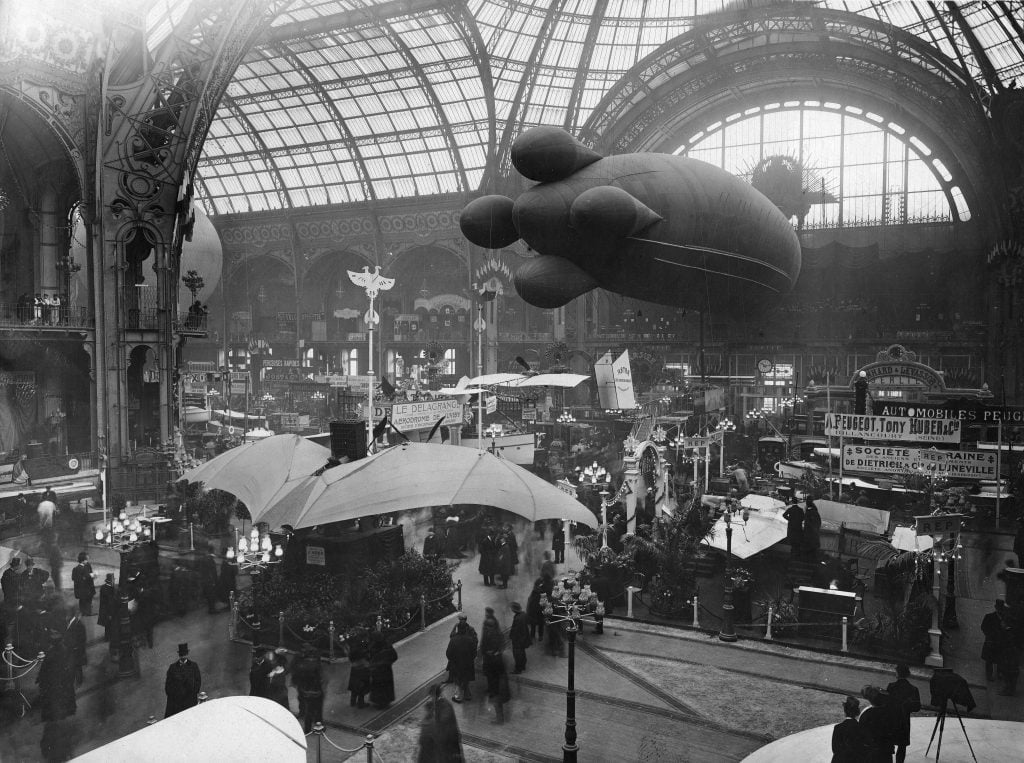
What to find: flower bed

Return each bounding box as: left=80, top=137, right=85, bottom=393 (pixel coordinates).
left=234, top=551, right=457, bottom=656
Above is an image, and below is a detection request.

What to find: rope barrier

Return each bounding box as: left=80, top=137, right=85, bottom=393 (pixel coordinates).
left=319, top=731, right=368, bottom=754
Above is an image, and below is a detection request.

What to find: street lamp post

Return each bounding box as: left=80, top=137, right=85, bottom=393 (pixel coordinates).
left=473, top=285, right=497, bottom=448
left=577, top=461, right=612, bottom=547
left=719, top=510, right=737, bottom=642
left=95, top=513, right=151, bottom=678
left=540, top=575, right=605, bottom=763
left=227, top=525, right=285, bottom=648
left=347, top=267, right=396, bottom=451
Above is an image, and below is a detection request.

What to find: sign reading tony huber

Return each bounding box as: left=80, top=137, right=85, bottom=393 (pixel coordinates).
left=842, top=445, right=996, bottom=479
left=825, top=413, right=961, bottom=443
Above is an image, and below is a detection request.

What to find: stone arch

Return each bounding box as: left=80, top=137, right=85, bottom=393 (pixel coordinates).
left=303, top=249, right=377, bottom=341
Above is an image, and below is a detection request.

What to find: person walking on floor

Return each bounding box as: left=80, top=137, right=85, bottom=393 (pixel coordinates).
left=368, top=631, right=398, bottom=709
left=831, top=695, right=867, bottom=762
left=526, top=577, right=548, bottom=643
left=477, top=526, right=498, bottom=587
left=446, top=618, right=477, bottom=704
left=292, top=644, right=324, bottom=733
left=479, top=608, right=509, bottom=723
left=347, top=640, right=371, bottom=708
left=495, top=536, right=514, bottom=589
left=71, top=553, right=96, bottom=616
left=803, top=499, right=822, bottom=562
left=97, top=573, right=117, bottom=642
left=782, top=500, right=805, bottom=559
left=885, top=663, right=921, bottom=763
left=417, top=683, right=465, bottom=763
left=266, top=648, right=291, bottom=711
left=509, top=601, right=531, bottom=674
left=164, top=643, right=201, bottom=718
left=551, top=522, right=565, bottom=564
left=981, top=599, right=1008, bottom=681
left=858, top=685, right=895, bottom=762
left=249, top=648, right=271, bottom=698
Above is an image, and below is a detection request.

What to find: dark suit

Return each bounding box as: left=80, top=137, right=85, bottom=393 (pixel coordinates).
left=165, top=658, right=202, bottom=717
left=97, top=582, right=117, bottom=640
left=858, top=706, right=895, bottom=762
left=72, top=563, right=96, bottom=615
left=981, top=610, right=1005, bottom=680
left=831, top=717, right=867, bottom=762
left=886, top=677, right=921, bottom=763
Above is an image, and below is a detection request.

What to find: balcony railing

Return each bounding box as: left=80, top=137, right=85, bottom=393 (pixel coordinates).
left=0, top=302, right=93, bottom=329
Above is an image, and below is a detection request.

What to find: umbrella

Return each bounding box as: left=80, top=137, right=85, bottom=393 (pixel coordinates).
left=178, top=434, right=332, bottom=518
left=254, top=442, right=599, bottom=531
left=704, top=512, right=789, bottom=560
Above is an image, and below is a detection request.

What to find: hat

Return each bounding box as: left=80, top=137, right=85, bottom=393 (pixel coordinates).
left=105, top=573, right=115, bottom=582
left=485, top=606, right=495, bottom=616
left=9, top=558, right=20, bottom=568
left=177, top=643, right=189, bottom=657
left=510, top=601, right=522, bottom=612
left=457, top=612, right=468, bottom=620
left=78, top=552, right=88, bottom=562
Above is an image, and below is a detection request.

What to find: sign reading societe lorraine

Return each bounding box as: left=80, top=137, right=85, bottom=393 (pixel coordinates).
left=842, top=445, right=997, bottom=479
left=824, top=413, right=961, bottom=443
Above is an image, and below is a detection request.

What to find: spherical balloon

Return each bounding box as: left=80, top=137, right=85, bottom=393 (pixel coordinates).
left=177, top=208, right=223, bottom=308
left=459, top=195, right=518, bottom=249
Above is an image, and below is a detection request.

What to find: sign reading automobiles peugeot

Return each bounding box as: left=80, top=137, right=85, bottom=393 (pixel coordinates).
left=389, top=399, right=464, bottom=432
left=842, top=445, right=996, bottom=479
left=824, top=413, right=961, bottom=443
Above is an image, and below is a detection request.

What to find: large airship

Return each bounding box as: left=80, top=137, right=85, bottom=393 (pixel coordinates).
left=460, top=126, right=801, bottom=313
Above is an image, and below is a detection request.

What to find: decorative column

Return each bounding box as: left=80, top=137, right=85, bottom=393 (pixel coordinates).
left=623, top=451, right=640, bottom=535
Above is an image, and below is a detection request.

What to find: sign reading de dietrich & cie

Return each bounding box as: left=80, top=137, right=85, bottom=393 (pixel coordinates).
left=824, top=413, right=961, bottom=443
left=842, top=445, right=997, bottom=479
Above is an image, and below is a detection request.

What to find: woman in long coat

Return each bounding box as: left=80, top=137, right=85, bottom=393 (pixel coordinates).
left=477, top=528, right=498, bottom=586
left=479, top=611, right=509, bottom=723
left=368, top=631, right=398, bottom=709
left=495, top=538, right=514, bottom=589
left=417, top=683, right=465, bottom=763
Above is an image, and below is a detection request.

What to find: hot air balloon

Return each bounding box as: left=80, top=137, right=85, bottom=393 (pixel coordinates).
left=460, top=126, right=801, bottom=314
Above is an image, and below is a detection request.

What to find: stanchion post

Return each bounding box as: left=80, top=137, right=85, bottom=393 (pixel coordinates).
left=692, top=594, right=700, bottom=629
left=312, top=722, right=324, bottom=763
left=278, top=611, right=285, bottom=646
left=228, top=591, right=236, bottom=639
left=841, top=616, right=849, bottom=653
left=375, top=614, right=383, bottom=632
left=765, top=605, right=774, bottom=641
left=420, top=594, right=426, bottom=631
left=198, top=691, right=208, bottom=703
left=328, top=621, right=335, bottom=661
left=456, top=580, right=463, bottom=611
left=365, top=733, right=375, bottom=763
left=626, top=586, right=638, bottom=619
left=189, top=523, right=194, bottom=551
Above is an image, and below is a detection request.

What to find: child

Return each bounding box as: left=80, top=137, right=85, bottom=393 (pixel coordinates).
left=347, top=644, right=370, bottom=708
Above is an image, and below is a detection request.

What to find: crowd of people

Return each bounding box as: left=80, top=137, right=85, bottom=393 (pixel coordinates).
left=831, top=664, right=922, bottom=762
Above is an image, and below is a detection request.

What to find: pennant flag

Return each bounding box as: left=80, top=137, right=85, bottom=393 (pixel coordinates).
left=426, top=415, right=446, bottom=443
left=387, top=418, right=410, bottom=443
left=372, top=415, right=389, bottom=440
left=380, top=376, right=396, bottom=398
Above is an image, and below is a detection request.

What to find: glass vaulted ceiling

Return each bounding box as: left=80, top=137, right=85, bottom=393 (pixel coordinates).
left=190, top=0, right=1024, bottom=215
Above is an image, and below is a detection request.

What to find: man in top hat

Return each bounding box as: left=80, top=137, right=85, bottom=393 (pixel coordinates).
left=165, top=643, right=202, bottom=717
left=71, top=552, right=96, bottom=615
left=509, top=601, right=532, bottom=674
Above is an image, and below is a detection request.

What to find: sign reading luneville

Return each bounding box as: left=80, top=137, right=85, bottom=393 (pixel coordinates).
left=824, top=413, right=961, bottom=443
left=842, top=445, right=997, bottom=479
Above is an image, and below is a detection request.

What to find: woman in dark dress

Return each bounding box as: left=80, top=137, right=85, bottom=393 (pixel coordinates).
left=782, top=501, right=805, bottom=558
left=479, top=609, right=509, bottom=723
left=803, top=500, right=822, bottom=562
left=368, top=631, right=398, bottom=709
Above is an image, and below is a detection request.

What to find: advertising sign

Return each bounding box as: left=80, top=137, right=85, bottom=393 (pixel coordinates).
left=872, top=400, right=1024, bottom=425
left=842, top=445, right=997, bottom=479
left=915, top=514, right=964, bottom=537
left=486, top=395, right=497, bottom=414
left=824, top=413, right=961, bottom=443
left=390, top=399, right=464, bottom=432
left=595, top=350, right=636, bottom=410
left=306, top=546, right=326, bottom=566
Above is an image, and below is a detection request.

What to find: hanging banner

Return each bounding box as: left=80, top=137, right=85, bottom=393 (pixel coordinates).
left=841, top=445, right=997, bottom=479
left=485, top=395, right=497, bottom=414
left=390, top=399, right=464, bottom=432
left=824, top=413, right=961, bottom=443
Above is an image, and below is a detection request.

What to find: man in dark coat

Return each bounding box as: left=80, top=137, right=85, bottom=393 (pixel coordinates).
left=168, top=559, right=191, bottom=617
left=782, top=502, right=805, bottom=558
left=858, top=685, right=895, bottom=762
left=249, top=649, right=271, bottom=698
left=129, top=573, right=157, bottom=648
left=422, top=527, right=441, bottom=559
left=165, top=643, right=202, bottom=717
left=217, top=547, right=236, bottom=605
left=831, top=695, right=867, bottom=762
left=477, top=527, right=497, bottom=587
left=509, top=601, right=532, bottom=674
left=21, top=557, right=49, bottom=606
left=526, top=577, right=548, bottom=643
left=551, top=522, right=565, bottom=564
left=803, top=500, right=822, bottom=562
left=63, top=612, right=87, bottom=685
left=417, top=683, right=465, bottom=763
left=199, top=544, right=219, bottom=613
left=36, top=634, right=76, bottom=722
left=981, top=599, right=1007, bottom=681
left=292, top=644, right=324, bottom=733
left=885, top=663, right=921, bottom=763
left=1, top=557, right=22, bottom=606
left=495, top=537, right=514, bottom=589
left=71, top=552, right=96, bottom=616
left=446, top=619, right=477, bottom=703
left=97, top=573, right=117, bottom=641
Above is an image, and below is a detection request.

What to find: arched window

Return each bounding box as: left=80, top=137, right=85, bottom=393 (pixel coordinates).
left=342, top=348, right=360, bottom=376
left=676, top=102, right=969, bottom=228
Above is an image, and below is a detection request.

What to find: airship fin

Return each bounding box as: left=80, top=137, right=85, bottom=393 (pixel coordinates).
left=460, top=195, right=519, bottom=249
left=511, top=126, right=602, bottom=183
left=513, top=255, right=598, bottom=308
left=570, top=185, right=663, bottom=237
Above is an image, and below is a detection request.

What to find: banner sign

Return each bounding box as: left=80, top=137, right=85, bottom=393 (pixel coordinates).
left=306, top=546, right=326, bottom=566
left=682, top=430, right=726, bottom=449
left=842, top=445, right=996, bottom=479
left=595, top=350, right=636, bottom=410
left=262, top=359, right=304, bottom=367
left=824, top=413, right=961, bottom=443
left=390, top=399, right=464, bottom=432
left=556, top=479, right=578, bottom=498
left=915, top=514, right=964, bottom=537
left=872, top=400, right=1024, bottom=425
left=485, top=395, right=497, bottom=414
left=325, top=374, right=372, bottom=391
